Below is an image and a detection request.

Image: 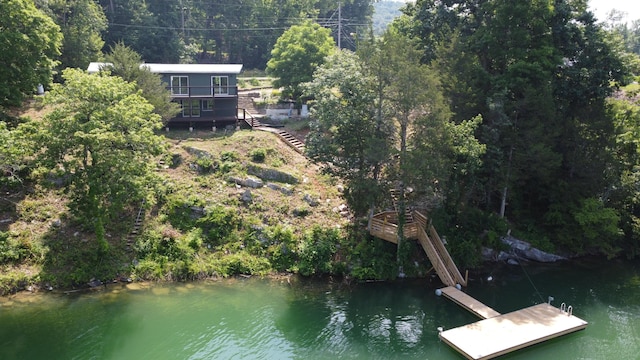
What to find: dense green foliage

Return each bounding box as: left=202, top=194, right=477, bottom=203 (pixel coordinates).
left=305, top=30, right=484, bottom=269
left=386, top=0, right=639, bottom=258
left=103, top=43, right=181, bottom=123
left=44, top=0, right=108, bottom=73
left=95, top=0, right=373, bottom=68
left=5, top=0, right=640, bottom=293
left=0, top=0, right=62, bottom=108
left=267, top=21, right=336, bottom=99
left=37, top=69, right=166, bottom=249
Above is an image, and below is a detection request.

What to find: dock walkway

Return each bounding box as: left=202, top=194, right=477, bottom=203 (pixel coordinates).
left=440, top=286, right=500, bottom=319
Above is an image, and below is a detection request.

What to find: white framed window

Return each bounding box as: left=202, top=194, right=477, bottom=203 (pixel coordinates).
left=171, top=76, right=189, bottom=96
left=212, top=76, right=229, bottom=95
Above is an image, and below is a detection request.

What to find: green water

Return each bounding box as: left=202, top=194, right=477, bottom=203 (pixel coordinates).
left=1, top=258, right=638, bottom=360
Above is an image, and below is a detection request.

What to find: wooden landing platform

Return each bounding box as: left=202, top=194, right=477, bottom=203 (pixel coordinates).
left=439, top=303, right=588, bottom=360
left=440, top=286, right=501, bottom=319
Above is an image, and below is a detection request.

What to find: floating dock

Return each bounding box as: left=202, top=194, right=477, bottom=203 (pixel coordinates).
left=438, top=287, right=588, bottom=360
left=368, top=207, right=588, bottom=359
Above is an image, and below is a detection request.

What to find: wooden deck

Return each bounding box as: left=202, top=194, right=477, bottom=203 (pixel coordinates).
left=440, top=302, right=587, bottom=359
left=438, top=292, right=588, bottom=360
left=370, top=210, right=466, bottom=287
left=440, top=286, right=500, bottom=319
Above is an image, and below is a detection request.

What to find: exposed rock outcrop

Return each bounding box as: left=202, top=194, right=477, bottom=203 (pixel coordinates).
left=482, top=235, right=566, bottom=263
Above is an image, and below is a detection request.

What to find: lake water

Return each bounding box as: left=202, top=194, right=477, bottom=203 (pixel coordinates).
left=0, top=258, right=638, bottom=359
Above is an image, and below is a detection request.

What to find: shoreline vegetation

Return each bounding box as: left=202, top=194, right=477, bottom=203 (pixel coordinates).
left=0, top=107, right=613, bottom=297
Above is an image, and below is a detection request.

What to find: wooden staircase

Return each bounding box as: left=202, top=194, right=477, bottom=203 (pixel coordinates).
left=413, top=211, right=466, bottom=287
left=275, top=129, right=305, bottom=154
left=126, top=200, right=146, bottom=251
left=369, top=208, right=467, bottom=287
left=390, top=188, right=413, bottom=224
left=238, top=92, right=263, bottom=116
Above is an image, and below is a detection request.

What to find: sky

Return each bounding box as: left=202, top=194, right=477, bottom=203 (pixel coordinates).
left=588, top=0, right=640, bottom=22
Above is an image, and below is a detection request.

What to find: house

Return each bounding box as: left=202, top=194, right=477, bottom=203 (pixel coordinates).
left=87, top=62, right=243, bottom=127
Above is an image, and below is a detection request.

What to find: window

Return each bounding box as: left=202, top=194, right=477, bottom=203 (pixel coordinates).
left=171, top=76, right=189, bottom=96
left=203, top=99, right=214, bottom=111
left=212, top=76, right=229, bottom=95
left=181, top=99, right=200, bottom=117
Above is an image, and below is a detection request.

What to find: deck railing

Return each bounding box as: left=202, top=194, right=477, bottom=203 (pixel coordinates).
left=370, top=212, right=399, bottom=243
left=417, top=226, right=456, bottom=286
left=371, top=209, right=466, bottom=287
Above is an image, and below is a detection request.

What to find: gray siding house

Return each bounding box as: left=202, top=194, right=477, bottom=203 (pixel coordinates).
left=88, top=63, right=243, bottom=126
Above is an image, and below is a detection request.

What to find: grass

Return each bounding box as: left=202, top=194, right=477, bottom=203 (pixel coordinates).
left=0, top=119, right=349, bottom=293
left=162, top=129, right=341, bottom=232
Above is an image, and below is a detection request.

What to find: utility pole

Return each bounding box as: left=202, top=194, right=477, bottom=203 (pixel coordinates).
left=180, top=0, right=185, bottom=38
left=337, top=2, right=342, bottom=49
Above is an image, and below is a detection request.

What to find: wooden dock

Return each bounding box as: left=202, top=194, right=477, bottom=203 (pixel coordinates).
left=440, top=286, right=500, bottom=319
left=368, top=204, right=588, bottom=358
left=438, top=287, right=588, bottom=359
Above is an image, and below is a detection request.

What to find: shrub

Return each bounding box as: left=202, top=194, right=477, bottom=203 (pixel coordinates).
left=250, top=148, right=267, bottom=162
left=220, top=151, right=239, bottom=162
left=262, top=225, right=297, bottom=271
left=163, top=195, right=203, bottom=231
left=196, top=205, right=241, bottom=246
left=0, top=270, right=33, bottom=296
left=135, top=225, right=194, bottom=261
left=219, top=161, right=238, bottom=174
left=343, top=225, right=397, bottom=280
left=298, top=226, right=340, bottom=276
left=218, top=252, right=271, bottom=276
left=293, top=207, right=310, bottom=217
left=0, top=232, right=23, bottom=263
left=194, top=156, right=216, bottom=173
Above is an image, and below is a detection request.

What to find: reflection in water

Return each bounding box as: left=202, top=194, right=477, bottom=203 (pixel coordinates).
left=0, top=259, right=638, bottom=360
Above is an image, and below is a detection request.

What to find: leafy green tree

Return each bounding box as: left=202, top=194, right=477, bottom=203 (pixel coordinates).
left=103, top=43, right=181, bottom=123
left=99, top=0, right=183, bottom=63
left=306, top=30, right=484, bottom=271
left=267, top=20, right=336, bottom=99
left=305, top=50, right=392, bottom=216
left=38, top=68, right=166, bottom=250
left=45, top=0, right=107, bottom=72
left=608, top=95, right=640, bottom=257
left=400, top=0, right=631, bottom=255
left=0, top=0, right=62, bottom=108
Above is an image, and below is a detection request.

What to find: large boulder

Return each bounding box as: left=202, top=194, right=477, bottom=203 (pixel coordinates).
left=482, top=236, right=566, bottom=263
left=228, top=176, right=264, bottom=188
left=247, top=165, right=299, bottom=184
left=502, top=236, right=566, bottom=263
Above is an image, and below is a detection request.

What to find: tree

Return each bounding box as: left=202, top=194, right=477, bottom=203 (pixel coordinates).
left=267, top=20, right=336, bottom=99
left=44, top=0, right=107, bottom=72
left=0, top=0, right=62, bottom=108
left=304, top=50, right=392, bottom=216
left=103, top=43, right=181, bottom=123
left=99, top=0, right=183, bottom=63
left=306, top=30, right=484, bottom=272
left=38, top=68, right=166, bottom=250
left=401, top=0, right=630, bottom=255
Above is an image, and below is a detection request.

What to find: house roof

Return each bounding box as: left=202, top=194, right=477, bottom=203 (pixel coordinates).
left=87, top=62, right=243, bottom=74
